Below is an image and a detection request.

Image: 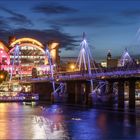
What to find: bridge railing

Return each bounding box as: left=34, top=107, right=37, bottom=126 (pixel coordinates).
left=20, top=64, right=140, bottom=82
left=57, top=64, right=140, bottom=80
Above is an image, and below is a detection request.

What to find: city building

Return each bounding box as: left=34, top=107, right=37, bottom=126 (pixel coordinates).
left=0, top=36, right=60, bottom=77
left=60, top=57, right=77, bottom=72
left=100, top=61, right=107, bottom=68
left=0, top=41, right=10, bottom=70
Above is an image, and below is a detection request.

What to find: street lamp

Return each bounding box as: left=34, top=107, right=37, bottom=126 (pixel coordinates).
left=0, top=74, right=4, bottom=80
left=70, top=64, right=75, bottom=71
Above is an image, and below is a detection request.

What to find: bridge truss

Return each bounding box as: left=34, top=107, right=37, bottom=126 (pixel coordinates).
left=10, top=44, right=22, bottom=81
left=76, top=32, right=102, bottom=92
left=119, top=48, right=133, bottom=67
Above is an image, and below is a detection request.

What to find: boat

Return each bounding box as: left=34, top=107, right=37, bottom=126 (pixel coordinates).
left=0, top=81, right=39, bottom=102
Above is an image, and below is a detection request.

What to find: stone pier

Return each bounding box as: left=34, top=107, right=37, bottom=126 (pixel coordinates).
left=129, top=80, right=136, bottom=109
left=118, top=81, right=125, bottom=108
left=66, top=80, right=91, bottom=105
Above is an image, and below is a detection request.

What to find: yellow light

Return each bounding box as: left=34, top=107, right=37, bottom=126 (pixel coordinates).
left=10, top=42, right=45, bottom=54
left=13, top=93, right=17, bottom=97
left=0, top=75, right=4, bottom=79
left=51, top=42, right=59, bottom=49
left=51, top=49, right=56, bottom=60
left=70, top=64, right=75, bottom=71
left=101, top=76, right=105, bottom=79
left=10, top=38, right=43, bottom=48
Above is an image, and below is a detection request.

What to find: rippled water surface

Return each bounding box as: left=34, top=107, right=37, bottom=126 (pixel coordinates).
left=0, top=102, right=140, bottom=139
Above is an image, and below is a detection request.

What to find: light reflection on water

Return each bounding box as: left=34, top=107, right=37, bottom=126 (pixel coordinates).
left=0, top=103, right=139, bottom=139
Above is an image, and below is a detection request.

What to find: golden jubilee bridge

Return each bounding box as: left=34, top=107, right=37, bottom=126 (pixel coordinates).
left=18, top=33, right=140, bottom=110
left=19, top=62, right=140, bottom=110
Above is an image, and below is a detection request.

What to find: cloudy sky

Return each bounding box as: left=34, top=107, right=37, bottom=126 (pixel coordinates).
left=0, top=0, right=140, bottom=61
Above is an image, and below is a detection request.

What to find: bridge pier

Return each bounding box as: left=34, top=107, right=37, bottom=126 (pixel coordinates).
left=66, top=80, right=91, bottom=105
left=86, top=81, right=91, bottom=105
left=28, top=68, right=139, bottom=109
left=67, top=81, right=76, bottom=104
left=129, top=80, right=135, bottom=109
left=31, top=82, right=53, bottom=101
left=118, top=81, right=125, bottom=108
left=108, top=81, right=114, bottom=106
left=75, top=82, right=82, bottom=104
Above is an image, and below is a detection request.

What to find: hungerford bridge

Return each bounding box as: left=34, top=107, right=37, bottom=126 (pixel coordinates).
left=5, top=33, right=140, bottom=109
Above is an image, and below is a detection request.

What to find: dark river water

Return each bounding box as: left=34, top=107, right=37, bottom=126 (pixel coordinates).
left=0, top=102, right=140, bottom=140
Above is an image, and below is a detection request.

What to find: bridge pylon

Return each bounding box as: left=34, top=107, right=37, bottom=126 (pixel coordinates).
left=76, top=33, right=101, bottom=92
left=10, top=44, right=22, bottom=81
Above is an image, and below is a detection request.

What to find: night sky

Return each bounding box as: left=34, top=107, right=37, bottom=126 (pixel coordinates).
left=0, top=0, right=140, bottom=61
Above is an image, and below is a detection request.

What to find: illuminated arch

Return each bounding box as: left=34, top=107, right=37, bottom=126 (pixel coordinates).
left=9, top=37, right=46, bottom=76
left=9, top=37, right=45, bottom=55
left=10, top=37, right=44, bottom=48
left=9, top=43, right=45, bottom=54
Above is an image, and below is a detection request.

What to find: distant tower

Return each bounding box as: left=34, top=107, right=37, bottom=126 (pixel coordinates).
left=107, top=50, right=112, bottom=68
left=107, top=50, right=112, bottom=60
left=107, top=50, right=118, bottom=68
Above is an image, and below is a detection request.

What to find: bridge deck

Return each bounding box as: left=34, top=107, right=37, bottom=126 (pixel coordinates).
left=19, top=65, right=140, bottom=83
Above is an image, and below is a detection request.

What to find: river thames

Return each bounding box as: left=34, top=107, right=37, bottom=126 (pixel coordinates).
left=0, top=102, right=139, bottom=140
